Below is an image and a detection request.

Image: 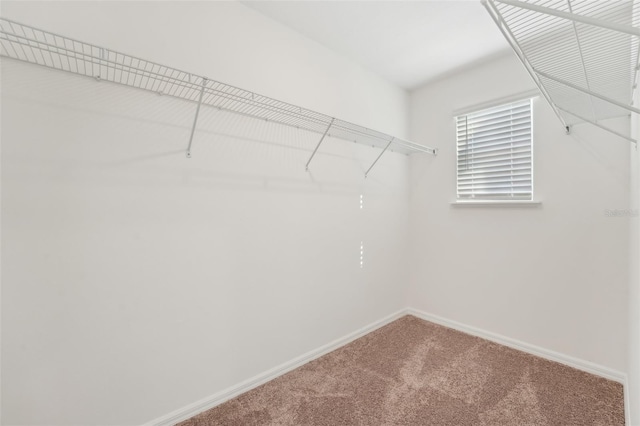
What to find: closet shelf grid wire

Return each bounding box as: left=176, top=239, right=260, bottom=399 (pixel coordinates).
left=0, top=17, right=436, bottom=172
left=483, top=0, right=640, bottom=143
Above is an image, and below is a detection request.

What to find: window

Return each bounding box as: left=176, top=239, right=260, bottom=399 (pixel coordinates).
left=456, top=98, right=533, bottom=201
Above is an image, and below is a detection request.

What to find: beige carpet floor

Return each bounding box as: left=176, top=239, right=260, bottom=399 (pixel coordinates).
left=179, top=315, right=625, bottom=425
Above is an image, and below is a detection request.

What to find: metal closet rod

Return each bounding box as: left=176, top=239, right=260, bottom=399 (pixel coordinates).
left=0, top=17, right=437, bottom=177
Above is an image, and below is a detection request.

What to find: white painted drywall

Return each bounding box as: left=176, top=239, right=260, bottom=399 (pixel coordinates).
left=408, top=54, right=630, bottom=373
left=628, top=88, right=640, bottom=425
left=0, top=2, right=411, bottom=425
left=3, top=2, right=635, bottom=425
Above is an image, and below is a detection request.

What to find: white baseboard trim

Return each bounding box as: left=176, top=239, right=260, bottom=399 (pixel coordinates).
left=624, top=374, right=632, bottom=426
left=145, top=307, right=628, bottom=426
left=407, top=308, right=627, bottom=384
left=143, top=309, right=409, bottom=426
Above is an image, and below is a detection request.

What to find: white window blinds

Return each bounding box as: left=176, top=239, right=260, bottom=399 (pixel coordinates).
left=456, top=98, right=533, bottom=201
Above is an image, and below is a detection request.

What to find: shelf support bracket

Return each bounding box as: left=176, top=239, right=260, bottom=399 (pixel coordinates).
left=305, top=118, right=335, bottom=171
left=186, top=77, right=208, bottom=158
left=533, top=69, right=640, bottom=115
left=365, top=137, right=394, bottom=178
left=482, top=0, right=570, bottom=132
left=556, top=106, right=637, bottom=143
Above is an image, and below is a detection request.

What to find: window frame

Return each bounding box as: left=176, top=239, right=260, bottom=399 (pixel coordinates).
left=454, top=96, right=537, bottom=204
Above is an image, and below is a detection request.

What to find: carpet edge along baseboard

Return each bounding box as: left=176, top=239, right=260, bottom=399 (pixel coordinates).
left=144, top=309, right=407, bottom=426
left=145, top=307, right=626, bottom=426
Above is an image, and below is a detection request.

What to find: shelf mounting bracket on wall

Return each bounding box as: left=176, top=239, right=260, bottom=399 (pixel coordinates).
left=481, top=0, right=570, bottom=133
left=305, top=117, right=334, bottom=171
left=533, top=69, right=640, bottom=116
left=365, top=137, right=394, bottom=178
left=186, top=77, right=208, bottom=158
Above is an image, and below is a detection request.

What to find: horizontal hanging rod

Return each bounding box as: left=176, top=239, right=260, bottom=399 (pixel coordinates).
left=494, top=0, right=640, bottom=37
left=0, top=17, right=436, bottom=158
left=394, top=140, right=437, bottom=154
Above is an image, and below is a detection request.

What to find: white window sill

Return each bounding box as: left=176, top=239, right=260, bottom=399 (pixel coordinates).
left=451, top=200, right=542, bottom=207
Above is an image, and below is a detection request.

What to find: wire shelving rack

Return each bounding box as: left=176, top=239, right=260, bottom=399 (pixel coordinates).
left=0, top=17, right=436, bottom=175
left=483, top=0, right=640, bottom=143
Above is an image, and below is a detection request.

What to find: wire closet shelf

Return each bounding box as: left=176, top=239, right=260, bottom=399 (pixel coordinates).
left=483, top=0, right=640, bottom=144
left=0, top=17, right=436, bottom=173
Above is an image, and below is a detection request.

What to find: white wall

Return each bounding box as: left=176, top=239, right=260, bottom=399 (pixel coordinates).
left=0, top=2, right=411, bottom=425
left=3, top=2, right=635, bottom=425
left=408, top=53, right=630, bottom=373
left=628, top=88, right=640, bottom=425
